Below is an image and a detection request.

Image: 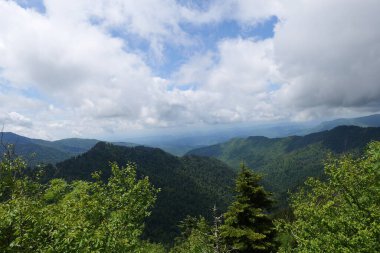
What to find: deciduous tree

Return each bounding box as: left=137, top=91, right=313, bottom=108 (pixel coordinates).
left=277, top=141, right=380, bottom=252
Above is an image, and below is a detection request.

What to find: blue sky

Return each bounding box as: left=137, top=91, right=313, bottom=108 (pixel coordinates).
left=15, top=0, right=45, bottom=13
left=154, top=15, right=278, bottom=77
left=0, top=0, right=379, bottom=140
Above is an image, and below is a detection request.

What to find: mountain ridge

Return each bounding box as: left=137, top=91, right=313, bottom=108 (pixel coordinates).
left=52, top=142, right=236, bottom=243
left=0, top=132, right=137, bottom=165
left=305, top=114, right=380, bottom=133
left=187, top=125, right=380, bottom=206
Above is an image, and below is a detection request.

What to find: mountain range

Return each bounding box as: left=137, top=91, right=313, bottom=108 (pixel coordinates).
left=129, top=114, right=380, bottom=155
left=0, top=132, right=136, bottom=165
left=304, top=113, right=380, bottom=133
left=2, top=116, right=380, bottom=242
left=2, top=114, right=380, bottom=160
left=1, top=131, right=235, bottom=243
left=50, top=142, right=235, bottom=243
left=187, top=125, right=380, bottom=206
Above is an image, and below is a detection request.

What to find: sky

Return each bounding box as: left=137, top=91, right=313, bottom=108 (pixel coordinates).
left=0, top=0, right=380, bottom=140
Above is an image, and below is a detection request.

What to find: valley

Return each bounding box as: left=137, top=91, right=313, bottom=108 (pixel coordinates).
left=2, top=121, right=380, bottom=245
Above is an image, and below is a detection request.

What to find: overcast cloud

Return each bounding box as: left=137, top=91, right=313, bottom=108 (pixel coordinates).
left=0, top=0, right=379, bottom=139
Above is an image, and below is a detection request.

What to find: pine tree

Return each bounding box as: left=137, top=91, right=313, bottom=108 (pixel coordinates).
left=221, top=165, right=277, bottom=253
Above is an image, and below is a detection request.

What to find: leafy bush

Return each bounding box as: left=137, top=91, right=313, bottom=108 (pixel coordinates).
left=0, top=157, right=158, bottom=252
left=277, top=142, right=380, bottom=252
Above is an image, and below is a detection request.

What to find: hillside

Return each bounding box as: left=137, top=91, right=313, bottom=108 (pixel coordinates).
left=32, top=138, right=100, bottom=155
left=306, top=114, right=380, bottom=133
left=0, top=132, right=73, bottom=164
left=53, top=142, right=235, bottom=243
left=128, top=122, right=310, bottom=156
left=187, top=126, right=380, bottom=206
left=0, top=132, right=137, bottom=165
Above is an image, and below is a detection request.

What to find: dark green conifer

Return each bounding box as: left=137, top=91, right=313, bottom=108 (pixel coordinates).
left=221, top=165, right=277, bottom=253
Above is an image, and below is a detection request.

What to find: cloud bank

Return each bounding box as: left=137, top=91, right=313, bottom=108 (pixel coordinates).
left=0, top=0, right=379, bottom=139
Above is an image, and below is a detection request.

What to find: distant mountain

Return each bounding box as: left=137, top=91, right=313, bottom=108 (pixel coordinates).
left=138, top=114, right=380, bottom=155
left=306, top=114, right=380, bottom=133
left=187, top=126, right=380, bottom=206
left=0, top=132, right=137, bottom=165
left=0, top=132, right=73, bottom=164
left=31, top=138, right=100, bottom=155
left=53, top=142, right=235, bottom=243
left=131, top=122, right=311, bottom=156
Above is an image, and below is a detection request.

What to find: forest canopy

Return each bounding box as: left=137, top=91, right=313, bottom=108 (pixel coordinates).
left=277, top=141, right=380, bottom=252
left=1, top=141, right=379, bottom=252
left=0, top=155, right=158, bottom=252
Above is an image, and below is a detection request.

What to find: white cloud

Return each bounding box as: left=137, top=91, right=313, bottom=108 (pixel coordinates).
left=173, top=38, right=281, bottom=123
left=1, top=0, right=278, bottom=139
left=177, top=0, right=280, bottom=26
left=43, top=0, right=201, bottom=59
left=0, top=1, right=165, bottom=137
left=206, top=38, right=278, bottom=94
left=7, top=112, right=32, bottom=126
left=174, top=0, right=380, bottom=123
left=273, top=0, right=380, bottom=118
left=225, top=0, right=280, bottom=24
left=0, top=0, right=379, bottom=139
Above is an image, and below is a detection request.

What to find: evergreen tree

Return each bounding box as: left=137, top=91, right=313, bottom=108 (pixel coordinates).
left=170, top=216, right=214, bottom=253
left=221, top=164, right=277, bottom=253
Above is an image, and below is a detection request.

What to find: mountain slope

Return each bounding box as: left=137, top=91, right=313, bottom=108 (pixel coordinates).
left=187, top=126, right=380, bottom=206
left=54, top=142, right=235, bottom=243
left=33, top=138, right=100, bottom=154
left=130, top=122, right=311, bottom=156
left=307, top=114, right=380, bottom=133
left=0, top=132, right=137, bottom=165
left=0, top=132, right=73, bottom=164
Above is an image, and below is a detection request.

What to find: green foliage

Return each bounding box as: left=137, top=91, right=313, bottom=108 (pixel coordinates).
left=221, top=165, right=277, bottom=253
left=54, top=142, right=235, bottom=243
left=139, top=242, right=167, bottom=253
left=170, top=216, right=214, bottom=253
left=188, top=126, right=380, bottom=207
left=170, top=206, right=233, bottom=253
left=0, top=153, right=24, bottom=201
left=0, top=133, right=73, bottom=165
left=0, top=148, right=40, bottom=202
left=0, top=158, right=158, bottom=252
left=277, top=141, right=380, bottom=252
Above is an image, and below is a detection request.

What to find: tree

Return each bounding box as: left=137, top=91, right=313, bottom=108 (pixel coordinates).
left=221, top=165, right=277, bottom=253
left=170, top=216, right=214, bottom=253
left=0, top=159, right=159, bottom=252
left=277, top=141, right=380, bottom=252
left=0, top=148, right=28, bottom=202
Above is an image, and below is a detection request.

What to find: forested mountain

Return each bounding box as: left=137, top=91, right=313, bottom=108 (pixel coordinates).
left=131, top=122, right=309, bottom=156
left=3, top=114, right=380, bottom=161
left=306, top=114, right=380, bottom=133
left=0, top=132, right=136, bottom=165
left=53, top=142, right=235, bottom=243
left=187, top=126, right=380, bottom=206
left=132, top=114, right=380, bottom=156
left=2, top=128, right=379, bottom=250
left=32, top=138, right=100, bottom=154
left=0, top=132, right=73, bottom=164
